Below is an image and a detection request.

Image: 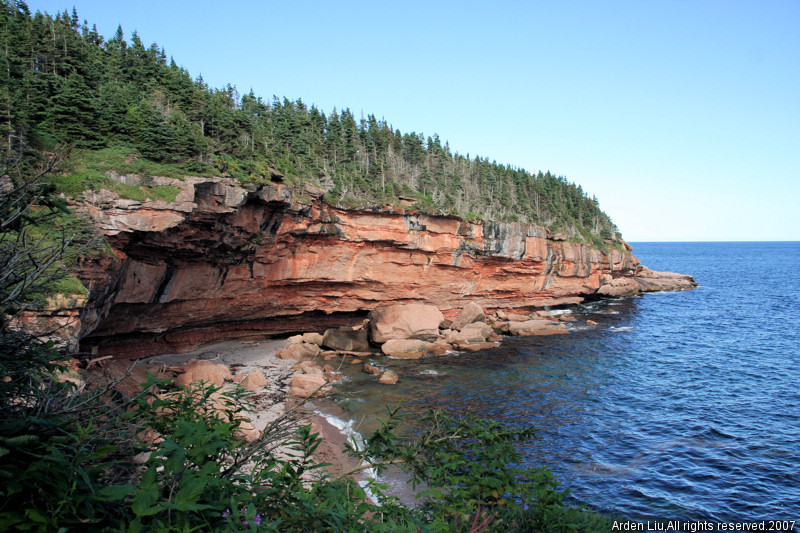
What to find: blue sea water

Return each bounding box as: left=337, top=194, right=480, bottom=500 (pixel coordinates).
left=318, top=242, right=800, bottom=522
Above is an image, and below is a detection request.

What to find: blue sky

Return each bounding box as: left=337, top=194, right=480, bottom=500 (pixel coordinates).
left=26, top=0, right=800, bottom=241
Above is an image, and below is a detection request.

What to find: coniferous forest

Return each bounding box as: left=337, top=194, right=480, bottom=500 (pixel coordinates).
left=1, top=0, right=621, bottom=246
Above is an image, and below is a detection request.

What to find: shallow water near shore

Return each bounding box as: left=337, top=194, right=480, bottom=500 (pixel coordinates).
left=315, top=242, right=800, bottom=521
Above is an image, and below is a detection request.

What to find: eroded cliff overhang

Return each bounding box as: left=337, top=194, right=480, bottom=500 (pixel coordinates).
left=71, top=178, right=696, bottom=357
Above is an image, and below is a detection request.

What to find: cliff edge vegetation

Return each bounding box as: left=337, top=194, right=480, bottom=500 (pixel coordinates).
left=1, top=0, right=620, bottom=250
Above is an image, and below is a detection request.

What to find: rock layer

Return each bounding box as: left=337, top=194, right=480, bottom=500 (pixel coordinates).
left=58, top=177, right=696, bottom=357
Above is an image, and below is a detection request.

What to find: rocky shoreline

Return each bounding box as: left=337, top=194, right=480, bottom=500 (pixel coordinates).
left=77, top=298, right=644, bottom=486
left=276, top=301, right=582, bottom=398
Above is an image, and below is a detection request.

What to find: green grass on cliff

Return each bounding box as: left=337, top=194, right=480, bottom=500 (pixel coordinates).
left=50, top=147, right=184, bottom=203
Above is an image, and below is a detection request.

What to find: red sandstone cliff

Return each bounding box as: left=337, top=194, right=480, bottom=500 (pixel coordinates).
left=52, top=175, right=695, bottom=357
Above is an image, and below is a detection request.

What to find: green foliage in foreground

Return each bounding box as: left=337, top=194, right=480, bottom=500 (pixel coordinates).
left=0, top=342, right=615, bottom=532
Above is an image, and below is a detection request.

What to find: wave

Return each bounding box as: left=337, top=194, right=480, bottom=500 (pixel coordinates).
left=310, top=408, right=382, bottom=503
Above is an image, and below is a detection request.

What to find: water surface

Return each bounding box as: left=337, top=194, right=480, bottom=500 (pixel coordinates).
left=318, top=242, right=800, bottom=521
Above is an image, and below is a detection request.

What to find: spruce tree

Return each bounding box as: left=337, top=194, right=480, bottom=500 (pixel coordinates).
left=48, top=72, right=100, bottom=146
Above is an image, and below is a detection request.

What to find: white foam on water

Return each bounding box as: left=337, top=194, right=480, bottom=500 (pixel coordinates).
left=310, top=408, right=383, bottom=505
left=419, top=369, right=442, bottom=375
left=608, top=326, right=635, bottom=332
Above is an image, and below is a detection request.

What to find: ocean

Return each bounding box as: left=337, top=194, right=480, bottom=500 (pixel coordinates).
left=314, top=242, right=800, bottom=522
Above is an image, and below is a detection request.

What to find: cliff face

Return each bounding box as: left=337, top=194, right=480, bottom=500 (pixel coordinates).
left=63, top=177, right=695, bottom=357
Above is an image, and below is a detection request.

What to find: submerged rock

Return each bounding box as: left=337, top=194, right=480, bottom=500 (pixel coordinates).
left=378, top=369, right=399, bottom=384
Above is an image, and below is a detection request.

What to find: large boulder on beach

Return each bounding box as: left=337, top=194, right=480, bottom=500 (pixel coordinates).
left=450, top=302, right=485, bottom=331
left=381, top=339, right=431, bottom=359
left=294, top=360, right=323, bottom=375
left=174, top=359, right=232, bottom=388
left=277, top=343, right=321, bottom=360
left=322, top=327, right=370, bottom=352
left=288, top=373, right=329, bottom=397
left=240, top=371, right=267, bottom=392
left=302, top=332, right=325, bottom=346
left=507, top=319, right=569, bottom=336
left=369, top=303, right=444, bottom=343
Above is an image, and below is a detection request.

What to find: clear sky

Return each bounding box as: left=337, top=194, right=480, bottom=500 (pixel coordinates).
left=25, top=0, right=800, bottom=241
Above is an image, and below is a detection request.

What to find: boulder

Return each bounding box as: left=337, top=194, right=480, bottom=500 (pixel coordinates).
left=174, top=359, right=232, bottom=387
left=429, top=341, right=453, bottom=356
left=288, top=373, right=329, bottom=397
left=292, top=360, right=314, bottom=370
left=495, top=309, right=509, bottom=320
left=532, top=310, right=554, bottom=320
left=136, top=427, right=163, bottom=445
left=450, top=302, right=485, bottom=331
left=363, top=364, right=383, bottom=375
left=276, top=343, right=321, bottom=360
left=301, top=365, right=325, bottom=375
left=235, top=417, right=260, bottom=442
left=92, top=360, right=167, bottom=399
left=302, top=332, right=325, bottom=346
left=369, top=303, right=444, bottom=343
left=350, top=358, right=363, bottom=365
left=558, top=314, right=576, bottom=322
left=507, top=320, right=569, bottom=336
left=507, top=313, right=531, bottom=322
left=493, top=321, right=509, bottom=333
left=586, top=319, right=597, bottom=326
left=461, top=322, right=493, bottom=340
left=446, top=322, right=492, bottom=344
left=323, top=327, right=370, bottom=352
left=381, top=339, right=431, bottom=359
left=378, top=369, right=399, bottom=384
left=240, top=371, right=267, bottom=392
left=288, top=334, right=304, bottom=344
